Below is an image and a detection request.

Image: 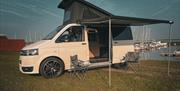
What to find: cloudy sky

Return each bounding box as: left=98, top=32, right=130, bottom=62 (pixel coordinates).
left=0, top=0, right=180, bottom=42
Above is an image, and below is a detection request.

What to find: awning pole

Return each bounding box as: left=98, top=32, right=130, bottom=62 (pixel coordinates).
left=108, top=18, right=112, bottom=88
left=168, top=24, right=172, bottom=76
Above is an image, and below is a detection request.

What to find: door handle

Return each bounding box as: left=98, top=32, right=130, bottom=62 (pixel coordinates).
left=82, top=43, right=86, bottom=45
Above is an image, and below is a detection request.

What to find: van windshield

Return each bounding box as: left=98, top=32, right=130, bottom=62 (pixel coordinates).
left=43, top=25, right=64, bottom=40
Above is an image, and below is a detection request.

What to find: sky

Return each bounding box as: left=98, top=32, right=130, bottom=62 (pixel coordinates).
left=0, top=0, right=180, bottom=42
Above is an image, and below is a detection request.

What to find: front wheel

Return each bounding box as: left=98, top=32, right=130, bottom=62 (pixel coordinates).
left=40, top=57, right=64, bottom=78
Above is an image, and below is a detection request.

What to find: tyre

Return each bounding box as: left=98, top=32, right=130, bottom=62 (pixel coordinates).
left=40, top=57, right=64, bottom=78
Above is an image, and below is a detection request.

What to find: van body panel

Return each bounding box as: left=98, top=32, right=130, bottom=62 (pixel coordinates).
left=112, top=40, right=134, bottom=64
left=57, top=42, right=89, bottom=69
left=22, top=40, right=51, bottom=50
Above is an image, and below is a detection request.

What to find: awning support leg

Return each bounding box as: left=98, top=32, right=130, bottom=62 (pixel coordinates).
left=168, top=24, right=172, bottom=76
left=108, top=18, right=112, bottom=88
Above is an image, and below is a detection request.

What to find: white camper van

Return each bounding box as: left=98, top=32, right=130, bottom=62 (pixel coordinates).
left=19, top=0, right=173, bottom=78
left=19, top=23, right=137, bottom=78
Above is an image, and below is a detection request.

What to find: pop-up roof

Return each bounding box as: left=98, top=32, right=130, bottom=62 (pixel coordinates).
left=58, top=0, right=173, bottom=26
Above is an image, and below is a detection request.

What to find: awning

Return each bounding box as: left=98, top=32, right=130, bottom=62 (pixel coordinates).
left=81, top=16, right=174, bottom=26
left=58, top=0, right=173, bottom=26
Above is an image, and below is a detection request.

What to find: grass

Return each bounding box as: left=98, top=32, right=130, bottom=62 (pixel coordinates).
left=0, top=51, right=180, bottom=91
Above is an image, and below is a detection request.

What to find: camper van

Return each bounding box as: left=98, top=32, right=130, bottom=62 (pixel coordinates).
left=19, top=0, right=173, bottom=78
left=19, top=23, right=137, bottom=78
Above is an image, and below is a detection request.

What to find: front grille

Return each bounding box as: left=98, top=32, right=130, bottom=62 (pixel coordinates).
left=22, top=67, right=33, bottom=72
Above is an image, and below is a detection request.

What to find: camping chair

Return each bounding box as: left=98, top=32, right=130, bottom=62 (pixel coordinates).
left=125, top=53, right=138, bottom=73
left=70, top=55, right=89, bottom=79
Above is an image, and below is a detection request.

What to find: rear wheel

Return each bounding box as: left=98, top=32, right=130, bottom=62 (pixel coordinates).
left=40, top=57, right=64, bottom=78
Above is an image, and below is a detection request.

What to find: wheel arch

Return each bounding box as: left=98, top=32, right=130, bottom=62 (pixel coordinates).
left=39, top=56, right=65, bottom=73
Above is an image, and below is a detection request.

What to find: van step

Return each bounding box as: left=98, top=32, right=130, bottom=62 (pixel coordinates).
left=88, top=62, right=110, bottom=69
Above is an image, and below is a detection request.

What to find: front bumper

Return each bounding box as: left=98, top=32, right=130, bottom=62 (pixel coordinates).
left=19, top=56, right=39, bottom=74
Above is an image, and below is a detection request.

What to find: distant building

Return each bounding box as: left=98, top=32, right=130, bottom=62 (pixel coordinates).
left=0, top=35, right=25, bottom=51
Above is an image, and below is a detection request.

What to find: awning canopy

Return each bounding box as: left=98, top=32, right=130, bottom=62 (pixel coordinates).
left=81, top=16, right=174, bottom=26
left=58, top=0, right=174, bottom=26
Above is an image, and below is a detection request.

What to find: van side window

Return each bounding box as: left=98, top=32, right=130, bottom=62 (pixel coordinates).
left=112, top=26, right=133, bottom=40
left=56, top=26, right=84, bottom=43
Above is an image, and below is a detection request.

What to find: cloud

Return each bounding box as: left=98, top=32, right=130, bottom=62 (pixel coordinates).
left=151, top=0, right=178, bottom=16
left=0, top=9, right=27, bottom=18
left=14, top=2, right=44, bottom=16
left=16, top=2, right=37, bottom=9
left=151, top=5, right=172, bottom=17
left=14, top=2, right=59, bottom=18
left=41, top=9, right=59, bottom=18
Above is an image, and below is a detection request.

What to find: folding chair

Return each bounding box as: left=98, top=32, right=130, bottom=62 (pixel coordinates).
left=70, top=55, right=89, bottom=79
left=125, top=53, right=138, bottom=73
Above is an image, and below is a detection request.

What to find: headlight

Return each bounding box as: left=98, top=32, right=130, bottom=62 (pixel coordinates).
left=20, top=49, right=38, bottom=56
